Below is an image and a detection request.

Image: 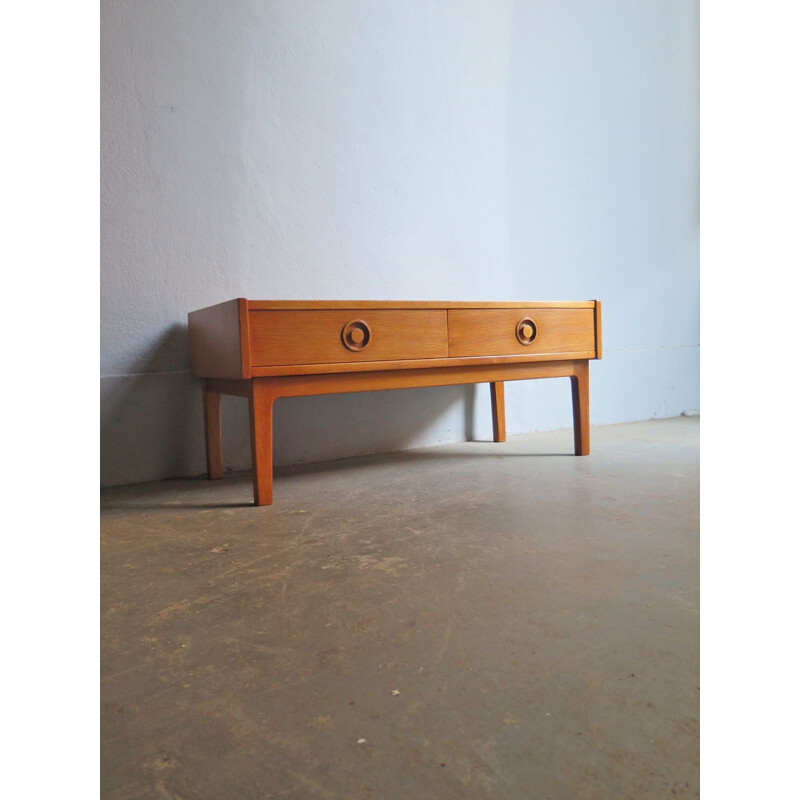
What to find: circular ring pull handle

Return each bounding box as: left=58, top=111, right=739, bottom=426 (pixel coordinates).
left=515, top=317, right=537, bottom=345
left=342, top=319, right=372, bottom=351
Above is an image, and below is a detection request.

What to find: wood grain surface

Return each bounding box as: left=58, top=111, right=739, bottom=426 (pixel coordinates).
left=247, top=300, right=596, bottom=310
left=448, top=307, right=596, bottom=359
left=188, top=298, right=247, bottom=379
left=249, top=309, right=448, bottom=366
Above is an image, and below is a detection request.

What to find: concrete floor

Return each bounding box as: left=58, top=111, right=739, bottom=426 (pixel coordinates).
left=101, top=417, right=699, bottom=799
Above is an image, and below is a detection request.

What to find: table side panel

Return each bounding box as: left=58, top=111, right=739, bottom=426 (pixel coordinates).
left=594, top=300, right=603, bottom=359
left=188, top=298, right=246, bottom=379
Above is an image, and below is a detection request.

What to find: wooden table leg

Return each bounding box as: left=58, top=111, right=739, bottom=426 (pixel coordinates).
left=570, top=360, right=590, bottom=456
left=202, top=380, right=223, bottom=479
left=490, top=381, right=506, bottom=443
left=249, top=380, right=276, bottom=506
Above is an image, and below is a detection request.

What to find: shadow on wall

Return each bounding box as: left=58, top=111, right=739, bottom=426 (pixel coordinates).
left=100, top=323, right=483, bottom=488
left=100, top=324, right=206, bottom=487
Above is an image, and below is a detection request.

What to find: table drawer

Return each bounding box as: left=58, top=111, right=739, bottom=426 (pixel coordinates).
left=448, top=308, right=597, bottom=358
left=249, top=310, right=449, bottom=366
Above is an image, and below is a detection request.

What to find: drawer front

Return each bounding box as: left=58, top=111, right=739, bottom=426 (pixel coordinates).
left=448, top=308, right=597, bottom=358
left=249, top=310, right=449, bottom=366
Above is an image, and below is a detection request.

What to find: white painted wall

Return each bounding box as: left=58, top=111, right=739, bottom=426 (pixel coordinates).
left=101, top=0, right=699, bottom=487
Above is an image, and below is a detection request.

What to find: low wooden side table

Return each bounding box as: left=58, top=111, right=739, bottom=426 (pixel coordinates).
left=188, top=300, right=602, bottom=505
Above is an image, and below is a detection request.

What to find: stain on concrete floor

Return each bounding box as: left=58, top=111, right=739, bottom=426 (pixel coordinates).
left=101, top=417, right=699, bottom=799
